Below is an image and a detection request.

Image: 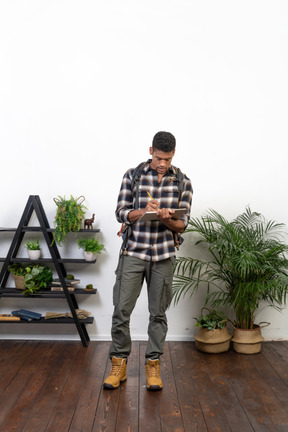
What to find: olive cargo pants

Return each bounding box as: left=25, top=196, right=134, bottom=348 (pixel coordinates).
left=109, top=255, right=175, bottom=361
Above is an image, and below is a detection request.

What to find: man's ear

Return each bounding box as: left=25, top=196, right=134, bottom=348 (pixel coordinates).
left=149, top=147, right=153, bottom=155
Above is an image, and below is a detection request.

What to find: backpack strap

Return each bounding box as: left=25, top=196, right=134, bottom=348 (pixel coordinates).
left=131, top=162, right=146, bottom=209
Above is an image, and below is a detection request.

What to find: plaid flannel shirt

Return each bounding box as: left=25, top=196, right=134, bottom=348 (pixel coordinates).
left=116, top=160, right=193, bottom=262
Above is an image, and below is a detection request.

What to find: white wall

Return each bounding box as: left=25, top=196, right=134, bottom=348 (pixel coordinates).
left=0, top=0, right=287, bottom=342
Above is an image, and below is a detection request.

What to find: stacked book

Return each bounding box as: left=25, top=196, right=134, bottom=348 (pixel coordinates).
left=11, top=309, right=42, bottom=321
left=50, top=278, right=80, bottom=292
left=0, top=314, right=21, bottom=321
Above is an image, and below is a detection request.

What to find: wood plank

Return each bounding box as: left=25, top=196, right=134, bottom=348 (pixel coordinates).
left=251, top=348, right=288, bottom=413
left=169, top=341, right=208, bottom=432
left=51, top=342, right=97, bottom=411
left=183, top=342, right=231, bottom=432
left=158, top=342, right=185, bottom=432
left=204, top=349, right=254, bottom=432
left=22, top=342, right=82, bottom=432
left=236, top=351, right=288, bottom=431
left=0, top=340, right=37, bottom=395
left=0, top=342, right=68, bottom=432
left=0, top=366, right=33, bottom=427
left=115, top=341, right=139, bottom=432
left=69, top=341, right=110, bottom=432
left=46, top=410, right=75, bottom=432
left=262, top=342, right=288, bottom=385
left=227, top=351, right=277, bottom=431
left=139, top=342, right=162, bottom=432
left=93, top=354, right=122, bottom=431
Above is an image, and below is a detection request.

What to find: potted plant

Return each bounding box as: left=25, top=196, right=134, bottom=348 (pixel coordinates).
left=84, top=283, right=96, bottom=292
left=25, top=240, right=41, bottom=260
left=193, top=308, right=232, bottom=353
left=8, top=263, right=27, bottom=289
left=53, top=195, right=87, bottom=246
left=77, top=237, right=106, bottom=261
left=173, top=207, right=288, bottom=354
left=23, top=264, right=53, bottom=296
left=8, top=263, right=53, bottom=295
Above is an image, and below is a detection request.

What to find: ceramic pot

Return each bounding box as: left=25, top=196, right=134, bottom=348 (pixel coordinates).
left=28, top=250, right=41, bottom=260
left=83, top=251, right=97, bottom=262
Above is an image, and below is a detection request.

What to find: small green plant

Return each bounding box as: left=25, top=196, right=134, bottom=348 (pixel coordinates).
left=53, top=195, right=87, bottom=246
left=25, top=240, right=40, bottom=250
left=77, top=238, right=105, bottom=254
left=8, top=263, right=27, bottom=276
left=23, top=265, right=53, bottom=296
left=194, top=309, right=228, bottom=330
left=85, top=284, right=94, bottom=290
left=9, top=263, right=53, bottom=296
left=66, top=274, right=75, bottom=280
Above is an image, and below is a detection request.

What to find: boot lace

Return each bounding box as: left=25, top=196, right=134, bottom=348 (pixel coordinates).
left=147, top=362, right=160, bottom=378
left=110, top=362, right=123, bottom=377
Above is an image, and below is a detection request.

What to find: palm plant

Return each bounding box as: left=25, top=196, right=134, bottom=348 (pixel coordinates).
left=173, top=207, right=288, bottom=329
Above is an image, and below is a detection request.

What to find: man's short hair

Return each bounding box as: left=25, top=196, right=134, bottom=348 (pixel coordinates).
left=152, top=131, right=176, bottom=152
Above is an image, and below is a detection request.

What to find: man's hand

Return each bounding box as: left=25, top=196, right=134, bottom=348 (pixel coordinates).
left=128, top=200, right=160, bottom=223
left=146, top=199, right=160, bottom=212
left=156, top=207, right=175, bottom=222
left=156, top=207, right=185, bottom=233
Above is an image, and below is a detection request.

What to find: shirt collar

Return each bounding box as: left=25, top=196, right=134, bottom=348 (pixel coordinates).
left=145, top=160, right=175, bottom=176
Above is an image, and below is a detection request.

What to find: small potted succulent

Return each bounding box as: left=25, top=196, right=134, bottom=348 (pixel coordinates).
left=84, top=283, right=96, bottom=292
left=25, top=240, right=41, bottom=260
left=77, top=237, right=106, bottom=261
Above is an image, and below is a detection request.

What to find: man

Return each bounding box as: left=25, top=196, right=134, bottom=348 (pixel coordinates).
left=103, top=131, right=193, bottom=391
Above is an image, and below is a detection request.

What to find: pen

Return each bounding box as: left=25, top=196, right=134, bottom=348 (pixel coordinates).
left=147, top=191, right=153, bottom=200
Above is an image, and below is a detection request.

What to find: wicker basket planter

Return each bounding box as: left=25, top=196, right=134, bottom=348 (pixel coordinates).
left=232, top=324, right=269, bottom=354
left=194, top=327, right=232, bottom=353
left=13, top=275, right=25, bottom=290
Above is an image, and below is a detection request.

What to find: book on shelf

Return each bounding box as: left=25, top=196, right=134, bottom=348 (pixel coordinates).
left=11, top=309, right=42, bottom=321
left=52, top=278, right=80, bottom=285
left=0, top=314, right=21, bottom=321
left=50, top=286, right=75, bottom=292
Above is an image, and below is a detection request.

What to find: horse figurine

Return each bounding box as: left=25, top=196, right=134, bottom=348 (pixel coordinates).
left=84, top=214, right=95, bottom=230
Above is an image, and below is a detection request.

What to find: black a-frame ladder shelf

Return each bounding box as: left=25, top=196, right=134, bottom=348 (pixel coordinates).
left=0, top=195, right=100, bottom=347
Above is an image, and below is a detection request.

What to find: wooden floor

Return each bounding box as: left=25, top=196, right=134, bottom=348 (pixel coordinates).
left=0, top=340, right=287, bottom=432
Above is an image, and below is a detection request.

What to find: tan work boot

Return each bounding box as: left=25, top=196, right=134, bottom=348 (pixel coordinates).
left=103, top=357, right=127, bottom=389
left=145, top=358, right=163, bottom=391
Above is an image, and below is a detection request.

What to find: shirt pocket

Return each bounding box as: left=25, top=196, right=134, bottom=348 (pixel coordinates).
left=159, top=184, right=179, bottom=208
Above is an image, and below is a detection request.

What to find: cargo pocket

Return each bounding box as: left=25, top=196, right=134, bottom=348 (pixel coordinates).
left=160, top=257, right=175, bottom=311
left=112, top=256, right=123, bottom=306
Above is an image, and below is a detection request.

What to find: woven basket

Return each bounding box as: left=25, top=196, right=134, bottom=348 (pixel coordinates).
left=232, top=325, right=267, bottom=354
left=13, top=275, right=25, bottom=290
left=194, top=327, right=232, bottom=353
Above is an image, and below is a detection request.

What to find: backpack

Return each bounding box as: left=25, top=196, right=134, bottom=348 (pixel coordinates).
left=119, top=162, right=185, bottom=253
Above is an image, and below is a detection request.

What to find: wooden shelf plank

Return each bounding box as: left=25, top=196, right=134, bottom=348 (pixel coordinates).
left=0, top=227, right=100, bottom=233
left=0, top=288, right=97, bottom=298
left=4, top=258, right=96, bottom=264
left=0, top=317, right=94, bottom=324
